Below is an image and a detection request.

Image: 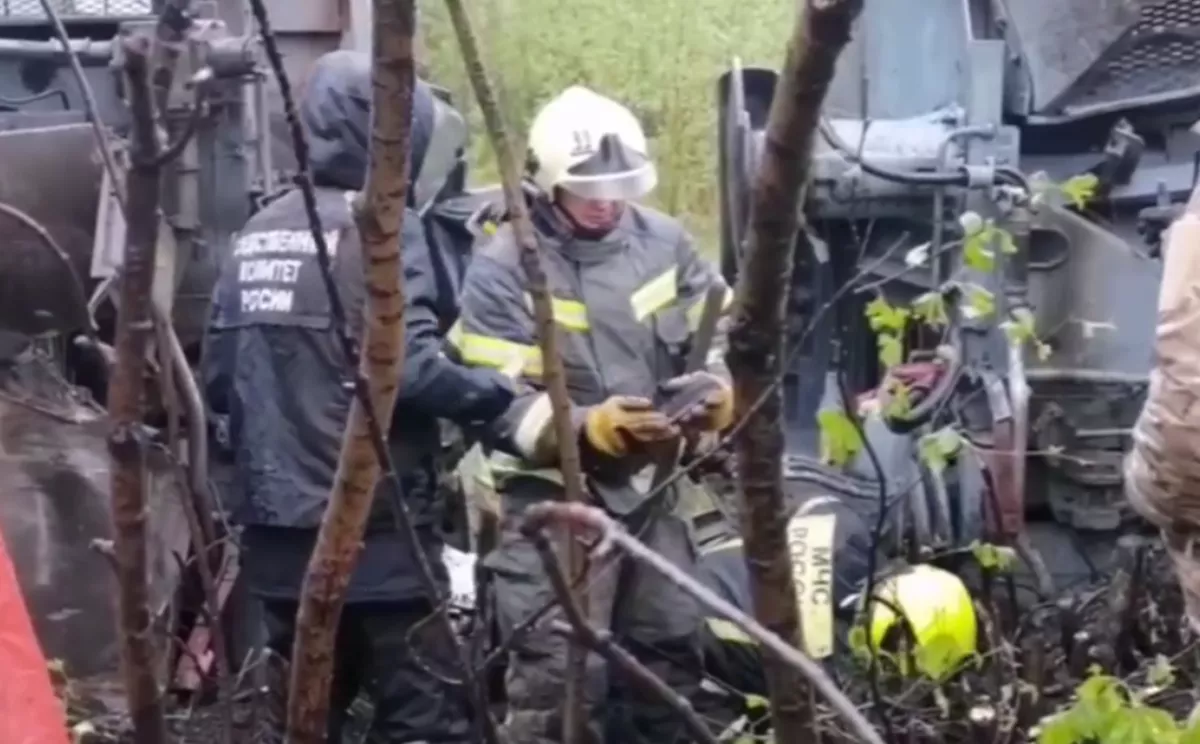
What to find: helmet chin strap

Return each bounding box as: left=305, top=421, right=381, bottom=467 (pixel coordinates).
left=529, top=187, right=622, bottom=240
left=553, top=196, right=622, bottom=240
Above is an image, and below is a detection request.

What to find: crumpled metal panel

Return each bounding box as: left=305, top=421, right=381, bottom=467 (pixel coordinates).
left=1000, top=0, right=1140, bottom=113
left=0, top=369, right=190, bottom=678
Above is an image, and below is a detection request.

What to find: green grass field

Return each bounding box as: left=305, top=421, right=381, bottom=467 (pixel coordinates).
left=420, top=0, right=797, bottom=253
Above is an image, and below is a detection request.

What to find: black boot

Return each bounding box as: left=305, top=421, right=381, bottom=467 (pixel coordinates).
left=256, top=648, right=291, bottom=744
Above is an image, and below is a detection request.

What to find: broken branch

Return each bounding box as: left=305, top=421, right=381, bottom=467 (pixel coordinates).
left=104, top=32, right=169, bottom=744
left=523, top=501, right=885, bottom=744
left=726, top=0, right=865, bottom=741
left=522, top=521, right=721, bottom=744
left=443, top=1, right=593, bottom=740
left=282, top=1, right=415, bottom=741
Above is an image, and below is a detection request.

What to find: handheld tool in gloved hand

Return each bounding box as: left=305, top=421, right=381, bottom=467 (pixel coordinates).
left=583, top=395, right=680, bottom=459
left=642, top=283, right=730, bottom=494
left=657, top=371, right=734, bottom=431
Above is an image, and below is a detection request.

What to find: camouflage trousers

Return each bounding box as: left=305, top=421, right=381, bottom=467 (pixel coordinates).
left=487, top=481, right=705, bottom=744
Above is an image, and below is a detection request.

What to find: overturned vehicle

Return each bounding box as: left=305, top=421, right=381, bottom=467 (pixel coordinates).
left=712, top=0, right=1182, bottom=604
left=0, top=0, right=1193, bottom=734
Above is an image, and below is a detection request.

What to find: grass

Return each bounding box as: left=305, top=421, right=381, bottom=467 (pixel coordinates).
left=420, top=0, right=797, bottom=254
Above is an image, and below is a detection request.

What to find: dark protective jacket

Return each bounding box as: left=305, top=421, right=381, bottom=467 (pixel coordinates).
left=448, top=200, right=733, bottom=515
left=202, top=51, right=513, bottom=599
left=697, top=495, right=872, bottom=697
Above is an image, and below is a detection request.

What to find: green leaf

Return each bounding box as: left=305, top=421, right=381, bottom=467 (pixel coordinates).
left=996, top=226, right=1019, bottom=255
left=1038, top=711, right=1084, bottom=744
left=918, top=426, right=963, bottom=476
left=912, top=290, right=949, bottom=328
left=1073, top=674, right=1126, bottom=738
left=1111, top=706, right=1182, bottom=744
left=970, top=540, right=1017, bottom=572
left=847, top=625, right=869, bottom=657
left=958, top=210, right=985, bottom=235
left=818, top=409, right=863, bottom=468
left=963, top=284, right=996, bottom=320
left=865, top=296, right=910, bottom=335
left=882, top=380, right=912, bottom=419
left=1181, top=716, right=1200, bottom=744
left=1060, top=173, right=1099, bottom=210
left=962, top=229, right=996, bottom=273
left=878, top=333, right=903, bottom=368
left=1147, top=654, right=1176, bottom=688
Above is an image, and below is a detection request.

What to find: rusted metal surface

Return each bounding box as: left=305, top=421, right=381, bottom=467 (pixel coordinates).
left=0, top=363, right=190, bottom=678
left=0, top=123, right=101, bottom=336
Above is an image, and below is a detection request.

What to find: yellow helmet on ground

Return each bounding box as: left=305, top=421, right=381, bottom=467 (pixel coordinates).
left=525, top=86, right=657, bottom=201
left=865, top=564, right=977, bottom=679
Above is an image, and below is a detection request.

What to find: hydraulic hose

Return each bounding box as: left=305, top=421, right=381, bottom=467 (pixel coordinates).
left=818, top=117, right=1028, bottom=191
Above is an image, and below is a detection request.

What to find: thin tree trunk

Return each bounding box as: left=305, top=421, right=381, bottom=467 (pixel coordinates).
left=442, top=2, right=592, bottom=740
left=105, top=32, right=169, bottom=744
left=726, top=1, right=863, bottom=742
left=284, top=2, right=415, bottom=741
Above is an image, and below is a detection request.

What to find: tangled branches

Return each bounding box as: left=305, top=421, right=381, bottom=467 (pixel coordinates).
left=522, top=502, right=887, bottom=744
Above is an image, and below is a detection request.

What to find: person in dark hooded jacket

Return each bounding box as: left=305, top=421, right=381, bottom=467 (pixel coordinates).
left=202, top=50, right=513, bottom=743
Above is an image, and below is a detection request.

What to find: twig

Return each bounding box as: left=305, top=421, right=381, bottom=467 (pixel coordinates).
left=522, top=521, right=720, bottom=744
left=104, top=33, right=169, bottom=744
left=836, top=367, right=897, bottom=741
left=442, top=1, right=592, bottom=740
left=726, top=2, right=866, bottom=735
left=243, top=1, right=494, bottom=740
left=523, top=502, right=887, bottom=744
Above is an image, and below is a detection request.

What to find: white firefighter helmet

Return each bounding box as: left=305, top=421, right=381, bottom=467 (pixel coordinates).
left=526, top=86, right=657, bottom=201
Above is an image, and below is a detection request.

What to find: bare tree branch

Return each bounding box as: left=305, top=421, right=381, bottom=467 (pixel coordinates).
left=104, top=32, right=169, bottom=744
left=243, top=0, right=493, bottom=738
left=442, top=1, right=593, bottom=739
left=522, top=523, right=721, bottom=744
left=726, top=0, right=864, bottom=740
left=523, top=501, right=887, bottom=744
left=282, top=1, right=414, bottom=740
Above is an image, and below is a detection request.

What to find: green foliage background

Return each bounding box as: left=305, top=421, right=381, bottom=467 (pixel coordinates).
left=420, top=0, right=796, bottom=253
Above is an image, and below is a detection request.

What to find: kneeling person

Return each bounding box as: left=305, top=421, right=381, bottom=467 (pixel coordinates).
left=696, top=496, right=978, bottom=704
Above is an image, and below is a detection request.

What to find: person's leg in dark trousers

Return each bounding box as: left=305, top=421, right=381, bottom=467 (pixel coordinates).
left=261, top=599, right=367, bottom=742
left=487, top=481, right=619, bottom=744
left=607, top=508, right=705, bottom=744
left=357, top=600, right=474, bottom=743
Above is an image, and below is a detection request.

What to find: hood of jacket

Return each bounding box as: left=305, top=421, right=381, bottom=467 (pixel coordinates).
left=300, top=49, right=434, bottom=195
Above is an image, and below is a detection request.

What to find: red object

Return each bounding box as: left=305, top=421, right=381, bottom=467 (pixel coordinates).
left=0, top=529, right=70, bottom=744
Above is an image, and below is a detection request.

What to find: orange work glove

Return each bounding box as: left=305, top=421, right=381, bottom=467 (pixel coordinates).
left=583, top=395, right=679, bottom=458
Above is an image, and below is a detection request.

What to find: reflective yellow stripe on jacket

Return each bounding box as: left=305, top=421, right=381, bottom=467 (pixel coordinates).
left=522, top=293, right=590, bottom=332
left=631, top=266, right=678, bottom=320
left=446, top=320, right=543, bottom=378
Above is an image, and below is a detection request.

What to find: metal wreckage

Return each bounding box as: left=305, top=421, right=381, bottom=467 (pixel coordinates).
left=0, top=0, right=1192, bottom=730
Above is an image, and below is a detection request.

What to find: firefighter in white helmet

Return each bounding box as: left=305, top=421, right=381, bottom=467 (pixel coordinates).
left=447, top=86, right=735, bottom=742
